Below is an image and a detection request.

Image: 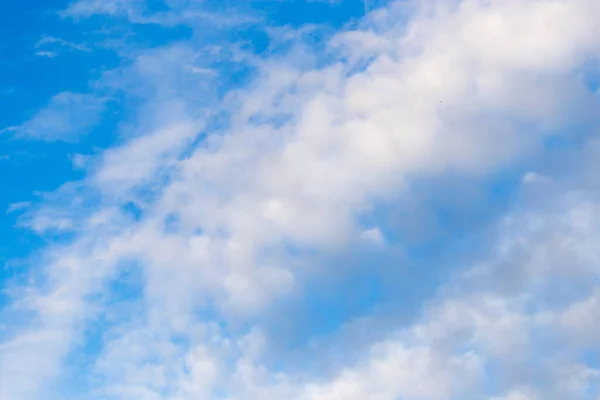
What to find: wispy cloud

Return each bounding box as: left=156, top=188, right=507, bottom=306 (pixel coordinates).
left=62, top=0, right=142, bottom=20
left=13, top=92, right=106, bottom=142
left=6, top=202, right=32, bottom=214
left=34, top=36, right=90, bottom=57
left=34, top=51, right=58, bottom=58
left=63, top=0, right=261, bottom=28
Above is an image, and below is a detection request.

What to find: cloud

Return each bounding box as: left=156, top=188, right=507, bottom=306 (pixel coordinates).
left=2, top=0, right=600, bottom=399
left=83, top=184, right=600, bottom=400
left=62, top=0, right=142, bottom=20
left=34, top=36, right=90, bottom=57
left=63, top=0, right=261, bottom=27
left=6, top=202, right=32, bottom=214
left=14, top=92, right=106, bottom=142
left=174, top=186, right=600, bottom=400
left=35, top=51, right=58, bottom=58
left=108, top=0, right=600, bottom=315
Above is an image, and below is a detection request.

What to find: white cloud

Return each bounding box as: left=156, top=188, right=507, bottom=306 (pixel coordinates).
left=35, top=36, right=90, bottom=56
left=71, top=153, right=89, bottom=169
left=63, top=0, right=142, bottom=19
left=16, top=92, right=106, bottom=142
left=300, top=345, right=483, bottom=400
left=35, top=51, right=58, bottom=58
left=360, top=227, right=386, bottom=246
left=121, top=0, right=600, bottom=316
left=6, top=202, right=31, bottom=214
left=490, top=391, right=540, bottom=400
left=63, top=0, right=260, bottom=27
left=225, top=188, right=600, bottom=400
left=3, top=0, right=600, bottom=399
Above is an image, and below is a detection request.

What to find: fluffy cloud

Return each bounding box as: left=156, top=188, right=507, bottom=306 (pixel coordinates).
left=2, top=0, right=600, bottom=399
left=216, top=186, right=600, bottom=400
left=108, top=0, right=600, bottom=315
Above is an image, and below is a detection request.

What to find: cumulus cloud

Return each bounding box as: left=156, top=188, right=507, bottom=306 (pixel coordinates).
left=105, top=0, right=600, bottom=314
left=191, top=188, right=600, bottom=400
left=2, top=0, right=600, bottom=399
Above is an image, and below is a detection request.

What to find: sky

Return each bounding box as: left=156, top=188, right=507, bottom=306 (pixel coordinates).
left=1, top=0, right=600, bottom=399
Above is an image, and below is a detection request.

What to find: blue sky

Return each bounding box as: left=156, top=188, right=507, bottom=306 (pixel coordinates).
left=2, top=1, right=600, bottom=399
